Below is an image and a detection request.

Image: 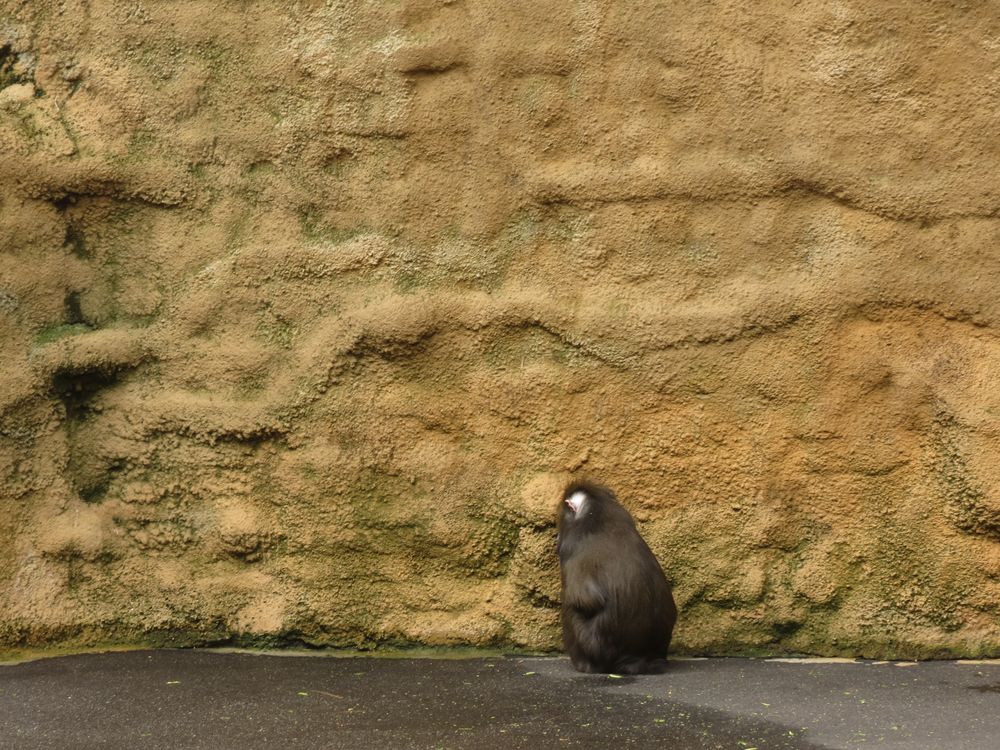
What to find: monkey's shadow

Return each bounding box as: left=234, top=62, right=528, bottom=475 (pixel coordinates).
left=572, top=674, right=641, bottom=686
left=569, top=658, right=694, bottom=687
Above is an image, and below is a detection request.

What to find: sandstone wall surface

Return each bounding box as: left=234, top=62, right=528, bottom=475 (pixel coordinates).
left=2, top=0, right=1000, bottom=658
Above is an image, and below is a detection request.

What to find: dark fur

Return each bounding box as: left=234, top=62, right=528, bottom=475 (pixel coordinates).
left=556, top=480, right=677, bottom=674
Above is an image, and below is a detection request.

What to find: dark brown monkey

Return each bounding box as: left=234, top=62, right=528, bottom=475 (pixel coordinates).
left=556, top=480, right=677, bottom=674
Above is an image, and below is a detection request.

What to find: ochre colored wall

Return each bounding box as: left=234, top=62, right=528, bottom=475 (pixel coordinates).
left=2, top=1, right=1000, bottom=657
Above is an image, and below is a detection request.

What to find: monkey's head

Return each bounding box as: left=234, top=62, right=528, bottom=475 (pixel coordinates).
left=559, top=479, right=612, bottom=522
left=557, top=480, right=630, bottom=555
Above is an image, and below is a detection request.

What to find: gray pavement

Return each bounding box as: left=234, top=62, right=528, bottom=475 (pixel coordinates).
left=0, top=650, right=998, bottom=749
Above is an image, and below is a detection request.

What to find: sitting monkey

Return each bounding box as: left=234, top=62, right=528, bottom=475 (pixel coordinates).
left=556, top=480, right=677, bottom=674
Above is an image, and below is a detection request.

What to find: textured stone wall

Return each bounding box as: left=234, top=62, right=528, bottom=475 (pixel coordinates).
left=2, top=0, right=1000, bottom=658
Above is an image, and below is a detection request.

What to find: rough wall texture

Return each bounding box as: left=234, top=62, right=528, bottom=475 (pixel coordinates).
left=2, top=0, right=1000, bottom=658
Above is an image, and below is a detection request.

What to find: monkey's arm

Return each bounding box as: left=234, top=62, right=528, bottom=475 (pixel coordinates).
left=564, top=574, right=608, bottom=617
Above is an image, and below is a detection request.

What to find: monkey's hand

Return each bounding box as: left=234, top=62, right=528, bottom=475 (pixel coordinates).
left=565, top=576, right=607, bottom=618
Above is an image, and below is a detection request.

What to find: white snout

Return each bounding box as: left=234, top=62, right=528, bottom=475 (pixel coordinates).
left=565, top=491, right=587, bottom=514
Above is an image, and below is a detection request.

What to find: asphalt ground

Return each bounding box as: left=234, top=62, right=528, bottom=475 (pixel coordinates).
left=1, top=650, right=998, bottom=749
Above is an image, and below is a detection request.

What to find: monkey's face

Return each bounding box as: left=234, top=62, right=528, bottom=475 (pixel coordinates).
left=559, top=490, right=594, bottom=537
left=564, top=490, right=588, bottom=518
left=558, top=482, right=616, bottom=557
